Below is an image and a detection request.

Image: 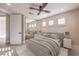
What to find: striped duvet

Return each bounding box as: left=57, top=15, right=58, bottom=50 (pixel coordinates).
left=25, top=34, right=60, bottom=56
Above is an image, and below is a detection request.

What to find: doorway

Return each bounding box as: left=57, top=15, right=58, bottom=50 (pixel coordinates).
left=0, top=16, right=6, bottom=45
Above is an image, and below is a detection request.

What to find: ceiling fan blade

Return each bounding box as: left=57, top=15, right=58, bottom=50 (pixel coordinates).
left=37, top=11, right=41, bottom=15
left=29, top=7, right=39, bottom=10
left=30, top=3, right=48, bottom=15
left=37, top=3, right=48, bottom=15
left=41, top=3, right=48, bottom=9
left=42, top=10, right=50, bottom=13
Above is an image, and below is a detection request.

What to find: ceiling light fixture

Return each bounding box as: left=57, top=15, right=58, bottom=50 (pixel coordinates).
left=7, top=3, right=11, bottom=6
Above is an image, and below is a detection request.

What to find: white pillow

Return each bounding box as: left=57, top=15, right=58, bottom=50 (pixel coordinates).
left=50, top=34, right=59, bottom=39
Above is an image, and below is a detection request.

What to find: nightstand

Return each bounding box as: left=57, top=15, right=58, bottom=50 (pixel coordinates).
left=63, top=38, right=72, bottom=49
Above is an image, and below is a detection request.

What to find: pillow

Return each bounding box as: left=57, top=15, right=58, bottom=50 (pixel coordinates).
left=50, top=33, right=64, bottom=39
left=34, top=34, right=50, bottom=40
left=49, top=34, right=59, bottom=39
left=42, top=33, right=50, bottom=37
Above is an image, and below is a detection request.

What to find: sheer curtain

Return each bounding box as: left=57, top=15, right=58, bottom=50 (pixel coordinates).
left=0, top=16, right=6, bottom=45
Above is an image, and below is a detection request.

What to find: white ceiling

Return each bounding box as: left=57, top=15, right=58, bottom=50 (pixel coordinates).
left=0, top=3, right=79, bottom=23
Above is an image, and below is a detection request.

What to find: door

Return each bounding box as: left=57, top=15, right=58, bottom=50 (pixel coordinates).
left=10, top=14, right=22, bottom=44
left=0, top=16, right=6, bottom=45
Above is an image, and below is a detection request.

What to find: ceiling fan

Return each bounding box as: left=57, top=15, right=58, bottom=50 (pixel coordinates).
left=29, top=3, right=50, bottom=15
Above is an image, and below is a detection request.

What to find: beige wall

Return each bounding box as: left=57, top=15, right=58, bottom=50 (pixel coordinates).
left=27, top=8, right=79, bottom=45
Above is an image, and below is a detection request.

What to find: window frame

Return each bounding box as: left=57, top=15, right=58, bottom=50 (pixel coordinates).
left=31, top=24, right=34, bottom=27
left=29, top=24, right=32, bottom=28
left=48, top=20, right=54, bottom=26
left=42, top=21, right=46, bottom=27
left=57, top=18, right=66, bottom=26
left=34, top=23, right=36, bottom=27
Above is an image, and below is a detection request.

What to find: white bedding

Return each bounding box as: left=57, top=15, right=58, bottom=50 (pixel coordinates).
left=15, top=34, right=65, bottom=56
left=24, top=34, right=60, bottom=56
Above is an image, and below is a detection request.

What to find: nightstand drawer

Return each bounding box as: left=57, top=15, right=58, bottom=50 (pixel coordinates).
left=63, top=38, right=72, bottom=49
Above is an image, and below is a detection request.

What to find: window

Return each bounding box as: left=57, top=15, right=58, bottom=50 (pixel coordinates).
left=34, top=23, right=36, bottom=27
left=48, top=20, right=54, bottom=26
left=58, top=18, right=65, bottom=25
left=30, top=23, right=36, bottom=28
left=42, top=22, right=46, bottom=27
left=29, top=24, right=31, bottom=27
left=32, top=24, right=34, bottom=27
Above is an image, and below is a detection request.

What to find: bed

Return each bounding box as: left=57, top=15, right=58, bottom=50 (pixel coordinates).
left=15, top=34, right=68, bottom=56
